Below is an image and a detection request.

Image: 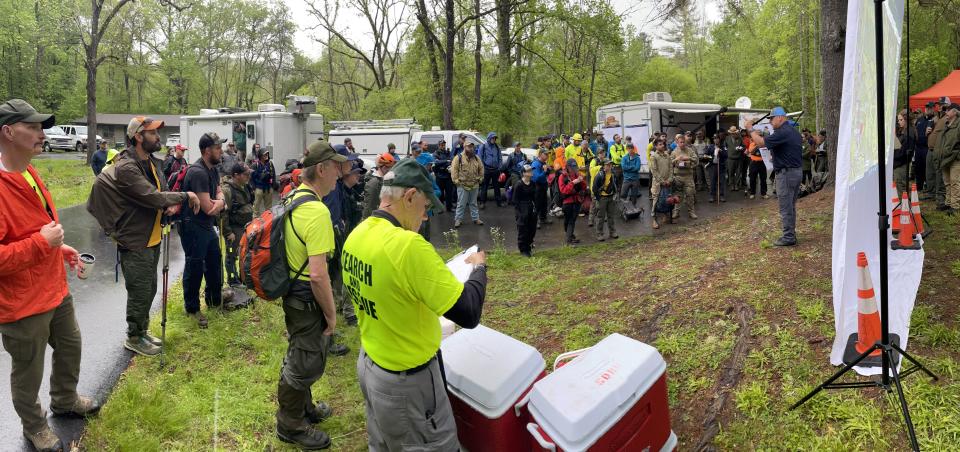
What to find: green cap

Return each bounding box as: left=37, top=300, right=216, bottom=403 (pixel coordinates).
left=303, top=140, right=348, bottom=167
left=382, top=158, right=444, bottom=214
left=0, top=99, right=55, bottom=128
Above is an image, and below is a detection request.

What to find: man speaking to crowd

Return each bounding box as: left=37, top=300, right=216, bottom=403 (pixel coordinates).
left=342, top=158, right=488, bottom=450
left=747, top=107, right=803, bottom=247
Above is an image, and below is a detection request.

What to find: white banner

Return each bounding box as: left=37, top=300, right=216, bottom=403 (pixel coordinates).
left=623, top=125, right=649, bottom=167
left=831, top=0, right=923, bottom=376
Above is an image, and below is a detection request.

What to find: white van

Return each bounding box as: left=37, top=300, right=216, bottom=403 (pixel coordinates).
left=412, top=129, right=539, bottom=164
left=328, top=119, right=423, bottom=161
left=180, top=96, right=323, bottom=166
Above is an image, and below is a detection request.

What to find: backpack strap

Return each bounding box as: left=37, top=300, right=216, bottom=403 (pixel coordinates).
left=285, top=189, right=320, bottom=281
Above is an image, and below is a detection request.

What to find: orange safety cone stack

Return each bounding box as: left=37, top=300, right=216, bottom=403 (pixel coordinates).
left=891, top=193, right=922, bottom=250
left=910, top=182, right=924, bottom=235
left=854, top=252, right=882, bottom=357
left=891, top=181, right=902, bottom=236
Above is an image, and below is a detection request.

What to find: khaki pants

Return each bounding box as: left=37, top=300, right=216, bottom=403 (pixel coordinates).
left=672, top=175, right=696, bottom=218
left=0, top=295, right=81, bottom=433
left=254, top=188, right=273, bottom=214
left=946, top=159, right=960, bottom=209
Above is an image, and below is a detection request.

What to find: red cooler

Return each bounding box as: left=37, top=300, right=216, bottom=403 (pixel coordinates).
left=440, top=325, right=546, bottom=452
left=525, top=333, right=677, bottom=452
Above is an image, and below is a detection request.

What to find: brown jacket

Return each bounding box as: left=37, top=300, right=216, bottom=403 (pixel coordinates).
left=928, top=114, right=948, bottom=152
left=87, top=150, right=187, bottom=250
left=451, top=152, right=483, bottom=189
left=649, top=150, right=673, bottom=184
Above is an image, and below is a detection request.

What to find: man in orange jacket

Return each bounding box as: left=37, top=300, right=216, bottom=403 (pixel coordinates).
left=0, top=99, right=100, bottom=452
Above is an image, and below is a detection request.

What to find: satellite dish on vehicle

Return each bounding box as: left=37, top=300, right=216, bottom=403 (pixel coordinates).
left=735, top=96, right=752, bottom=109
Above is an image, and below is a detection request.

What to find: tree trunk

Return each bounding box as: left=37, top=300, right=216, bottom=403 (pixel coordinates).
left=472, top=0, right=482, bottom=128
left=442, top=0, right=455, bottom=129
left=820, top=0, right=847, bottom=187
left=85, top=6, right=100, bottom=165
left=495, top=0, right=511, bottom=73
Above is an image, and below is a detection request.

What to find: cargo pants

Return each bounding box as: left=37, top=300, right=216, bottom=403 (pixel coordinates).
left=0, top=295, right=81, bottom=434
left=946, top=159, right=960, bottom=210
left=277, top=282, right=331, bottom=432
left=595, top=195, right=618, bottom=239
left=120, top=245, right=161, bottom=339
left=672, top=175, right=696, bottom=218
left=357, top=349, right=459, bottom=451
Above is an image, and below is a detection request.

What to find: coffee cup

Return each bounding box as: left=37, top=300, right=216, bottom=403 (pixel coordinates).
left=78, top=253, right=95, bottom=279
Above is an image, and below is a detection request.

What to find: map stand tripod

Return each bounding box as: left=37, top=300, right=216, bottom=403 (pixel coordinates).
left=789, top=1, right=937, bottom=451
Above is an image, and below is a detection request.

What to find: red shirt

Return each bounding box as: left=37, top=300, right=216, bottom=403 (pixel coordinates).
left=0, top=163, right=67, bottom=323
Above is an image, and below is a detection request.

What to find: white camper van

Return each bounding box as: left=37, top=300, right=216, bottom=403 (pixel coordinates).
left=328, top=119, right=423, bottom=159
left=180, top=96, right=324, bottom=166
left=596, top=94, right=768, bottom=181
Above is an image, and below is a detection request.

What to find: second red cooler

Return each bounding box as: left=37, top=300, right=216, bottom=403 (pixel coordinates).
left=440, top=324, right=546, bottom=452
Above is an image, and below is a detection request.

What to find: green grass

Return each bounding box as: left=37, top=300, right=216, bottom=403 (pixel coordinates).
left=83, top=191, right=960, bottom=450
left=31, top=159, right=93, bottom=209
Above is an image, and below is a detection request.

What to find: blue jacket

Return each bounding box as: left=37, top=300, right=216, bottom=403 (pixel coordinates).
left=505, top=150, right=528, bottom=175
left=322, top=180, right=346, bottom=229
left=478, top=132, right=502, bottom=170
left=251, top=159, right=276, bottom=190
left=916, top=116, right=930, bottom=149
left=621, top=153, right=642, bottom=180
left=531, top=159, right=549, bottom=184
left=91, top=149, right=107, bottom=176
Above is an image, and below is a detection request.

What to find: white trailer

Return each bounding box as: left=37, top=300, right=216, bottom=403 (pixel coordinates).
left=180, top=97, right=324, bottom=166
left=596, top=99, right=767, bottom=181
left=328, top=119, right=423, bottom=160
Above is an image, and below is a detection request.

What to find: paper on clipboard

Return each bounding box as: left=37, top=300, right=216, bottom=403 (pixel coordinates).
left=446, top=245, right=478, bottom=283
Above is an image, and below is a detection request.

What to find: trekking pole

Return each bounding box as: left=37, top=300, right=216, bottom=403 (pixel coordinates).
left=160, top=217, right=171, bottom=367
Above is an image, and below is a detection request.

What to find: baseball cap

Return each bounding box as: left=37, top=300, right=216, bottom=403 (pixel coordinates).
left=938, top=96, right=951, bottom=105
left=198, top=132, right=227, bottom=150
left=382, top=158, right=444, bottom=214
left=350, top=160, right=367, bottom=175
left=303, top=140, right=348, bottom=167
left=566, top=158, right=579, bottom=169
left=411, top=143, right=421, bottom=151
left=230, top=163, right=250, bottom=175
left=770, top=106, right=787, bottom=117
left=926, top=101, right=936, bottom=107
left=377, top=152, right=396, bottom=167
left=0, top=99, right=55, bottom=128
left=387, top=142, right=396, bottom=150
left=126, top=116, right=164, bottom=139
left=174, top=144, right=187, bottom=151
left=438, top=138, right=446, bottom=144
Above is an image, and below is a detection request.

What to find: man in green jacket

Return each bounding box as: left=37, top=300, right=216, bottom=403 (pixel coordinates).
left=937, top=103, right=960, bottom=214
left=221, top=163, right=254, bottom=286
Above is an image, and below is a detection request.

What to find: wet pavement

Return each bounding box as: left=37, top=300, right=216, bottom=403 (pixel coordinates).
left=0, top=205, right=185, bottom=451
left=427, top=183, right=776, bottom=251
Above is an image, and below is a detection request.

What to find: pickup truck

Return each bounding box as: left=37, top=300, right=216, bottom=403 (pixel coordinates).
left=55, top=125, right=103, bottom=152
left=43, top=126, right=73, bottom=152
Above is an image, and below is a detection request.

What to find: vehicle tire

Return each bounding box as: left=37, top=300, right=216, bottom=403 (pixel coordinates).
left=43, top=142, right=51, bottom=153
left=75, top=142, right=83, bottom=153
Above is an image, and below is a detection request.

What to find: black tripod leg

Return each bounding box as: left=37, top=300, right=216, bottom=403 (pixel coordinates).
left=887, top=348, right=920, bottom=452
left=790, top=344, right=882, bottom=410
left=890, top=343, right=938, bottom=381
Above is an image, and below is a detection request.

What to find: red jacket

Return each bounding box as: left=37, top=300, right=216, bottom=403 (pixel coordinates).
left=558, top=171, right=587, bottom=205
left=0, top=164, right=67, bottom=323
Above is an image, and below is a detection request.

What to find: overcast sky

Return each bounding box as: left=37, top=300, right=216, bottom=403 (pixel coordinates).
left=284, top=0, right=722, bottom=59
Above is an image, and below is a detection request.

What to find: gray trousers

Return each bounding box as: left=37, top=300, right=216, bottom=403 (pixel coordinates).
left=776, top=167, right=803, bottom=242
left=0, top=295, right=81, bottom=433
left=120, top=245, right=161, bottom=339
left=357, top=349, right=459, bottom=451
left=595, top=196, right=618, bottom=237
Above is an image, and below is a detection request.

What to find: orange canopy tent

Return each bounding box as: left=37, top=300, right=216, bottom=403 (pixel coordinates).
left=910, top=70, right=960, bottom=110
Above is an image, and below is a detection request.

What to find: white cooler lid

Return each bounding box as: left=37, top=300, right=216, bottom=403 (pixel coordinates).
left=441, top=324, right=545, bottom=418
left=528, top=334, right=667, bottom=451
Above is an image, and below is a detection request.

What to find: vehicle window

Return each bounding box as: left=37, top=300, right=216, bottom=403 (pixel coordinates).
left=246, top=124, right=255, bottom=140
left=46, top=126, right=65, bottom=135
left=75, top=126, right=88, bottom=134
left=421, top=134, right=443, bottom=153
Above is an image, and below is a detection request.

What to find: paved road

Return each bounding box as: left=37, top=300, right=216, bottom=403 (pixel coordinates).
left=0, top=205, right=185, bottom=451
left=426, top=183, right=774, bottom=251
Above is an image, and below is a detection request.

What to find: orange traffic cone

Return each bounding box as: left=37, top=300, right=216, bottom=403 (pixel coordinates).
left=891, top=193, right=921, bottom=250
left=891, top=182, right=902, bottom=236
left=910, top=182, right=924, bottom=235
left=855, top=252, right=882, bottom=357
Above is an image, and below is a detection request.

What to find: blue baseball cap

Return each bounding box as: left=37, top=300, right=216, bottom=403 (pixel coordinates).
left=770, top=106, right=787, bottom=117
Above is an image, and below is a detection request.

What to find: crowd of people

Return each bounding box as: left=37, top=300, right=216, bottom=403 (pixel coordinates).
left=906, top=96, right=960, bottom=215
left=1, top=98, right=815, bottom=451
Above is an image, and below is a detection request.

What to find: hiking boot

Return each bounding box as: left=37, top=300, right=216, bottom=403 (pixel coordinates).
left=52, top=395, right=100, bottom=418
left=610, top=233, right=619, bottom=239
left=689, top=212, right=698, bottom=219
left=474, top=219, right=484, bottom=225
left=124, top=336, right=161, bottom=356
left=749, top=194, right=755, bottom=199
left=762, top=194, right=770, bottom=199
left=277, top=425, right=331, bottom=450
left=536, top=222, right=541, bottom=229
left=773, top=237, right=797, bottom=247
left=454, top=220, right=462, bottom=228
left=189, top=312, right=209, bottom=328
left=652, top=219, right=660, bottom=229
left=144, top=332, right=163, bottom=346
left=596, top=235, right=605, bottom=242
left=708, top=197, right=716, bottom=203
left=720, top=197, right=726, bottom=202
left=24, top=425, right=62, bottom=452
left=328, top=342, right=350, bottom=357
left=305, top=401, right=333, bottom=424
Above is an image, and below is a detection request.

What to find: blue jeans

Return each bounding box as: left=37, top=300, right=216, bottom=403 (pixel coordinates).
left=179, top=221, right=223, bottom=313
left=455, top=186, right=479, bottom=222
left=775, top=167, right=802, bottom=242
